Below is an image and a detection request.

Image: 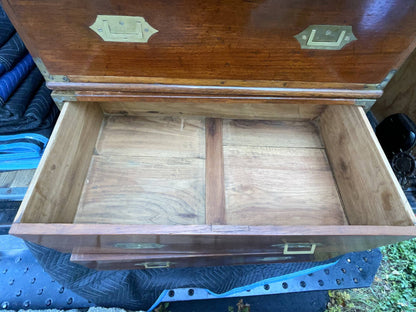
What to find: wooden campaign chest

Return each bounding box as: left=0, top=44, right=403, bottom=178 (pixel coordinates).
left=2, top=0, right=416, bottom=270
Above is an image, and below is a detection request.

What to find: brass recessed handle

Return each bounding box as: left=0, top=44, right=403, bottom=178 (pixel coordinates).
left=90, top=15, right=158, bottom=43
left=114, top=242, right=165, bottom=249
left=295, top=25, right=356, bottom=50
left=307, top=29, right=346, bottom=47
left=260, top=256, right=293, bottom=262
left=135, top=261, right=171, bottom=269
left=283, top=243, right=317, bottom=255
left=102, top=20, right=143, bottom=41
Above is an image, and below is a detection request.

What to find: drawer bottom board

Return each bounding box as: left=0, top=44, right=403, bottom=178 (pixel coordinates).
left=73, top=115, right=346, bottom=226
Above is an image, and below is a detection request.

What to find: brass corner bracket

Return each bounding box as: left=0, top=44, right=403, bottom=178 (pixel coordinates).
left=51, top=91, right=77, bottom=110
left=33, top=57, right=70, bottom=83
left=355, top=99, right=376, bottom=111
left=376, top=70, right=397, bottom=90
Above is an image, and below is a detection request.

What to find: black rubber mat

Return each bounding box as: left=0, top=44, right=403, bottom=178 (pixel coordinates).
left=0, top=235, right=93, bottom=310
left=26, top=242, right=337, bottom=310
left=167, top=291, right=329, bottom=312
left=26, top=241, right=382, bottom=311
left=152, top=248, right=382, bottom=311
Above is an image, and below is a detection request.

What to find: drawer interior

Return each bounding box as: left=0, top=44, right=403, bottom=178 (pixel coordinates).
left=15, top=102, right=415, bottom=228
left=74, top=115, right=345, bottom=226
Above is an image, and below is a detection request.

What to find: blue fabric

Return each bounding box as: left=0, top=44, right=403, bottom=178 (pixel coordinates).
left=0, top=67, right=44, bottom=120
left=24, top=83, right=55, bottom=121
left=0, top=6, right=53, bottom=170
left=0, top=158, right=41, bottom=170
left=0, top=133, right=48, bottom=170
left=0, top=53, right=34, bottom=104
left=0, top=6, right=15, bottom=47
left=0, top=133, right=49, bottom=146
left=0, top=142, right=41, bottom=154
left=0, top=83, right=59, bottom=135
left=0, top=32, right=27, bottom=75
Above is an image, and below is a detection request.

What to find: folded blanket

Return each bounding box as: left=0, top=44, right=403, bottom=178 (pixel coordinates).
left=0, top=67, right=43, bottom=120
left=0, top=53, right=34, bottom=104
left=0, top=33, right=27, bottom=76
left=0, top=132, right=49, bottom=170
left=0, top=83, right=59, bottom=135
left=0, top=6, right=15, bottom=47
left=0, top=80, right=58, bottom=170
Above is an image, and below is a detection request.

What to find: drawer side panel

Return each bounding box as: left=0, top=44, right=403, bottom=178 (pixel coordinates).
left=16, top=102, right=103, bottom=223
left=320, top=105, right=416, bottom=226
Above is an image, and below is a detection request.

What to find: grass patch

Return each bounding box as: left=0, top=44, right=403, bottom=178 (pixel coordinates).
left=326, top=239, right=416, bottom=311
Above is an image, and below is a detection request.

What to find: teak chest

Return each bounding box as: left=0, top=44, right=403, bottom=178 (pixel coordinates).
left=2, top=0, right=416, bottom=270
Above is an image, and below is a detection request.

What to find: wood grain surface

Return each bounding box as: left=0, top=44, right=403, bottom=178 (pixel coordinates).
left=75, top=115, right=206, bottom=225
left=99, top=101, right=328, bottom=120
left=74, top=155, right=205, bottom=225
left=71, top=92, right=358, bottom=105
left=320, top=105, right=416, bottom=226
left=17, top=102, right=103, bottom=223
left=0, top=170, right=35, bottom=188
left=223, top=120, right=324, bottom=148
left=205, top=119, right=225, bottom=225
left=47, top=81, right=383, bottom=99
left=222, top=120, right=346, bottom=226
left=3, top=0, right=416, bottom=86
left=96, top=116, right=205, bottom=158
left=10, top=223, right=416, bottom=255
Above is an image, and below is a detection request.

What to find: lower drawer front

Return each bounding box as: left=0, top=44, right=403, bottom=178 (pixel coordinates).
left=10, top=101, right=416, bottom=268
left=70, top=251, right=313, bottom=270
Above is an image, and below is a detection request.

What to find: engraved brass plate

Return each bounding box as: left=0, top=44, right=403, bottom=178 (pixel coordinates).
left=90, top=15, right=158, bottom=43
left=295, top=25, right=356, bottom=50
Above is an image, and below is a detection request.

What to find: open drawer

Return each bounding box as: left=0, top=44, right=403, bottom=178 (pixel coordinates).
left=10, top=101, right=416, bottom=267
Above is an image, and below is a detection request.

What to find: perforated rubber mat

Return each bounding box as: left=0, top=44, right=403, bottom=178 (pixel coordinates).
left=0, top=235, right=93, bottom=310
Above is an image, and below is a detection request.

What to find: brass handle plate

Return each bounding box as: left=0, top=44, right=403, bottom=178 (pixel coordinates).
left=259, top=256, right=293, bottom=262
left=295, top=25, right=356, bottom=50
left=283, top=243, right=317, bottom=255
left=135, top=261, right=171, bottom=269
left=114, top=242, right=165, bottom=249
left=90, top=15, right=158, bottom=43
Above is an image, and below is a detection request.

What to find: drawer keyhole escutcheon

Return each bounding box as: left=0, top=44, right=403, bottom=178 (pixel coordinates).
left=295, top=25, right=356, bottom=50
left=90, top=15, right=158, bottom=43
